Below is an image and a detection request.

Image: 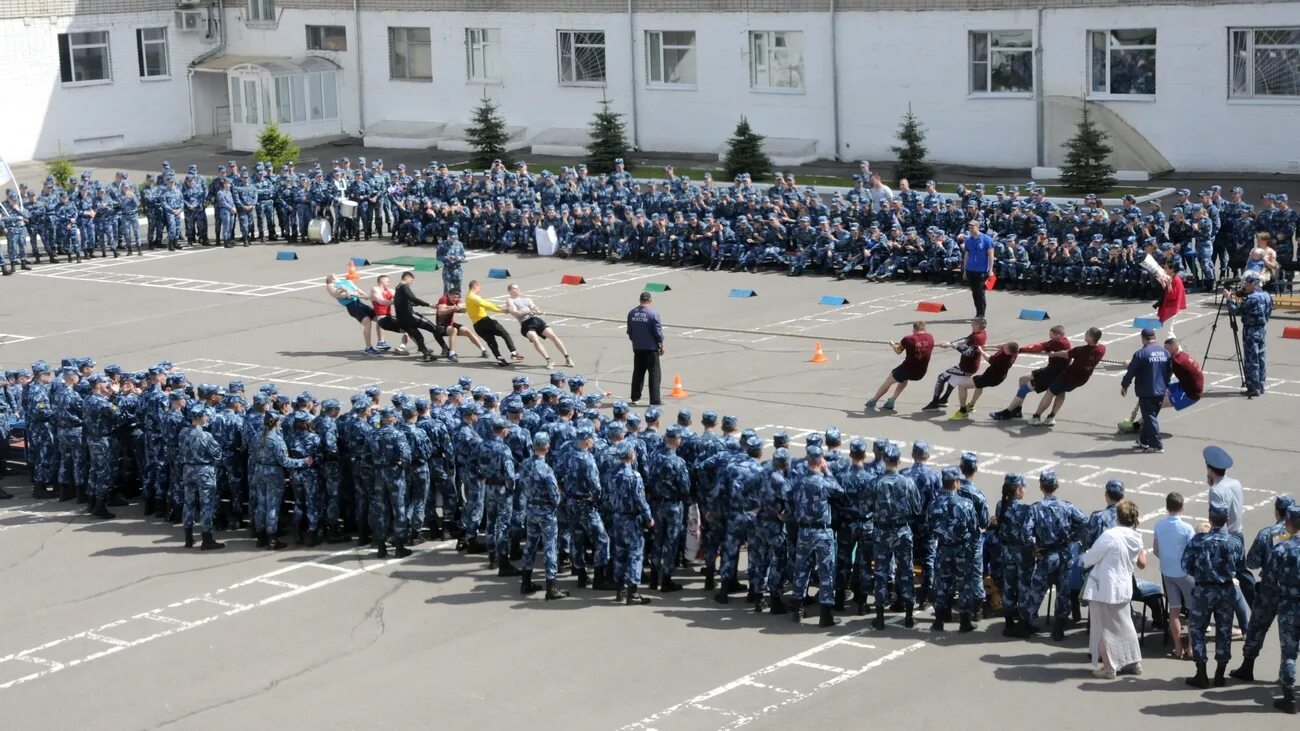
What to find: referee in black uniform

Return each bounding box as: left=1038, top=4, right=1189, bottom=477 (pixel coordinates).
left=626, top=291, right=665, bottom=405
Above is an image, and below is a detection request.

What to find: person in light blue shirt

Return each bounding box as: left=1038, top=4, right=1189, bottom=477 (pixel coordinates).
left=1154, top=491, right=1197, bottom=660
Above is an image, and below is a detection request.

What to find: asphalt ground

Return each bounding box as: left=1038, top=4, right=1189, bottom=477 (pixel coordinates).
left=1, top=233, right=1298, bottom=730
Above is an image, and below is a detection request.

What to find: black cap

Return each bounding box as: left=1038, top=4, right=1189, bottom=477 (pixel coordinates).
left=639, top=291, right=652, bottom=303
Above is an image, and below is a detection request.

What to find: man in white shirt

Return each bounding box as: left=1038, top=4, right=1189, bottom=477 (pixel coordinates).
left=504, top=283, right=574, bottom=370
left=868, top=172, right=894, bottom=214
left=1203, top=445, right=1252, bottom=631
left=1153, top=491, right=1196, bottom=659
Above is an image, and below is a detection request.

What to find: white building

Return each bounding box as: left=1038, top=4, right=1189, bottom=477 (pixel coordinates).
left=3, top=0, right=1299, bottom=174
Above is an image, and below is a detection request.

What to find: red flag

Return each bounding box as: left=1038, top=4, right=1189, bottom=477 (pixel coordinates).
left=985, top=272, right=997, bottom=290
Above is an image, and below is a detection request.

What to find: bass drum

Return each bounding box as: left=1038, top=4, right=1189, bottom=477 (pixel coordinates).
left=306, top=217, right=333, bottom=244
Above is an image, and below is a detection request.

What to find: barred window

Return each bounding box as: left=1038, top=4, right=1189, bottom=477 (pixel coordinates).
left=558, top=30, right=606, bottom=85
left=1231, top=28, right=1300, bottom=99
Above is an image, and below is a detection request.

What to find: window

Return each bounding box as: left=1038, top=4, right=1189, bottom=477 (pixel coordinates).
left=558, top=30, right=606, bottom=85
left=248, top=0, right=275, bottom=24
left=58, top=31, right=111, bottom=84
left=273, top=71, right=338, bottom=124
left=306, top=25, right=347, bottom=52
left=969, top=30, right=1032, bottom=94
left=466, top=28, right=501, bottom=82
left=389, top=27, right=432, bottom=81
left=136, top=27, right=169, bottom=79
left=646, top=30, right=696, bottom=86
left=1089, top=29, right=1157, bottom=96
left=1231, top=28, right=1300, bottom=99
left=749, top=31, right=803, bottom=90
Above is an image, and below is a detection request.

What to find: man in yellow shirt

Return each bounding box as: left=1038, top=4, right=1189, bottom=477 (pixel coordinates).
left=466, top=279, right=525, bottom=367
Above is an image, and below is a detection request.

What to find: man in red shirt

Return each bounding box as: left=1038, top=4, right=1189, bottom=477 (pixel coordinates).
left=922, top=317, right=987, bottom=411
left=865, top=321, right=934, bottom=411
left=434, top=288, right=490, bottom=362
left=946, top=341, right=1019, bottom=420
left=1029, top=327, right=1106, bottom=426
left=989, top=325, right=1070, bottom=421
left=1119, top=337, right=1204, bottom=431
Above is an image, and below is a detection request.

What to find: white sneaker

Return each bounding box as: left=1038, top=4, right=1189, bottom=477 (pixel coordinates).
left=394, top=343, right=408, bottom=354
left=564, top=357, right=576, bottom=368
left=1092, top=667, right=1116, bottom=680
left=1043, top=415, right=1056, bottom=427
left=1029, top=414, right=1043, bottom=426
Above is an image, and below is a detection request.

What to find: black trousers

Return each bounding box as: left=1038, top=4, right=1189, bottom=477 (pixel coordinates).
left=380, top=315, right=447, bottom=354
left=474, top=318, right=516, bottom=358
left=631, top=349, right=662, bottom=404
left=965, top=270, right=988, bottom=318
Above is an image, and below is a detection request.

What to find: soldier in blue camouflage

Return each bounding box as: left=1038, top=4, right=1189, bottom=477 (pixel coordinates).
left=249, top=412, right=308, bottom=550
left=954, top=452, right=990, bottom=619
left=565, top=427, right=617, bottom=591
left=1226, top=272, right=1272, bottom=397
left=835, top=438, right=875, bottom=614
left=210, top=394, right=247, bottom=528
left=1231, top=494, right=1297, bottom=682
left=179, top=403, right=224, bottom=550
left=789, top=445, right=845, bottom=627
left=139, top=367, right=171, bottom=516
left=288, top=413, right=323, bottom=546
left=754, top=448, right=792, bottom=614
left=869, top=443, right=923, bottom=629
left=607, top=440, right=654, bottom=605
left=371, top=408, right=412, bottom=558
left=82, top=375, right=121, bottom=519
left=902, top=441, right=942, bottom=608
left=648, top=426, right=691, bottom=593
left=713, top=436, right=766, bottom=604
left=417, top=397, right=459, bottom=539
left=929, top=466, right=980, bottom=632
left=993, top=473, right=1035, bottom=636
left=480, top=417, right=521, bottom=576
left=312, top=399, right=347, bottom=542
left=22, top=361, right=57, bottom=498
left=400, top=405, right=434, bottom=546
left=455, top=403, right=486, bottom=552
left=161, top=388, right=190, bottom=521
left=52, top=369, right=85, bottom=502
left=1015, top=470, right=1085, bottom=637
left=1270, top=505, right=1300, bottom=713
left=517, top=432, right=568, bottom=600
left=340, top=395, right=375, bottom=545
left=1184, top=497, right=1246, bottom=688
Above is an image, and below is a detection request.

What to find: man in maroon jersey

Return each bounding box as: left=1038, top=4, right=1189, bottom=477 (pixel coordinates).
left=922, top=317, right=987, bottom=411
left=947, top=341, right=1020, bottom=420
left=1029, top=326, right=1106, bottom=426
left=865, top=321, right=935, bottom=411
left=1119, top=337, right=1204, bottom=431
left=988, top=325, right=1070, bottom=421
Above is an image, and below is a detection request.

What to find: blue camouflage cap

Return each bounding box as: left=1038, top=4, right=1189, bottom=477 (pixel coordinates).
left=625, top=412, right=641, bottom=427
left=531, top=431, right=551, bottom=448
left=606, top=421, right=626, bottom=437
left=773, top=431, right=789, bottom=448
left=824, top=427, right=841, bottom=445
left=471, top=385, right=490, bottom=397
left=430, top=386, right=447, bottom=396
left=1104, top=479, right=1126, bottom=498
left=773, top=447, right=790, bottom=464
left=1289, top=505, right=1300, bottom=524
left=414, top=397, right=430, bottom=410
left=379, top=407, right=397, bottom=421
left=1275, top=495, right=1295, bottom=513
left=1039, top=469, right=1058, bottom=487
left=169, top=391, right=187, bottom=402
left=575, top=427, right=595, bottom=441
left=350, top=394, right=368, bottom=410
left=941, top=466, right=962, bottom=483
left=849, top=437, right=867, bottom=454
left=722, top=415, right=738, bottom=429
left=882, top=443, right=901, bottom=461
left=1003, top=473, right=1025, bottom=487
left=549, top=372, right=566, bottom=385
left=186, top=403, right=207, bottom=420
left=960, top=451, right=978, bottom=468
left=1208, top=495, right=1230, bottom=520
left=612, top=400, right=630, bottom=416
left=912, top=440, right=930, bottom=457
left=458, top=403, right=480, bottom=417
left=505, top=401, right=523, bottom=414
left=364, top=386, right=381, bottom=398
left=806, top=444, right=824, bottom=459
left=701, top=410, right=716, bottom=425
left=665, top=425, right=683, bottom=440
left=645, top=407, right=661, bottom=422
left=805, top=433, right=823, bottom=447
left=227, top=380, right=245, bottom=393
left=31, top=360, right=50, bottom=375
left=744, top=435, right=763, bottom=452
left=321, top=398, right=340, bottom=410
left=873, top=438, right=888, bottom=452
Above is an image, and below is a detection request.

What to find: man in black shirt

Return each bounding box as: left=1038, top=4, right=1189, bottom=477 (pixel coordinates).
left=391, top=271, right=448, bottom=362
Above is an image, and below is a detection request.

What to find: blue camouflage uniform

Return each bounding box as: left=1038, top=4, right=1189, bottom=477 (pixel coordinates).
left=789, top=447, right=844, bottom=608
left=1227, top=276, right=1272, bottom=396
left=647, top=429, right=691, bottom=581
left=370, top=412, right=412, bottom=545
left=607, top=446, right=653, bottom=588
left=455, top=407, right=485, bottom=541
left=518, top=435, right=562, bottom=580
left=1019, top=471, right=1086, bottom=629
left=994, top=474, right=1035, bottom=626
left=930, top=468, right=981, bottom=621
left=1240, top=496, right=1296, bottom=667
left=1270, top=512, right=1300, bottom=698
left=870, top=445, right=923, bottom=610
left=179, top=411, right=222, bottom=534
left=902, top=443, right=942, bottom=605
left=249, top=418, right=306, bottom=541
left=564, top=433, right=611, bottom=574
left=1183, top=502, right=1246, bottom=666
left=478, top=419, right=518, bottom=561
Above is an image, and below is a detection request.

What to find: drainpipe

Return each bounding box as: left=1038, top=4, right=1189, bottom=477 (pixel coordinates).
left=1034, top=7, right=1045, bottom=168
left=829, top=0, right=841, bottom=161
left=187, top=0, right=228, bottom=139
left=355, top=0, right=366, bottom=135
left=626, top=0, right=640, bottom=149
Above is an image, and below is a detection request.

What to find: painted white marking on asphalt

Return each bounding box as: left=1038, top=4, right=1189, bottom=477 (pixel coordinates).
left=620, top=636, right=926, bottom=731
left=0, top=333, right=35, bottom=344
left=790, top=659, right=848, bottom=674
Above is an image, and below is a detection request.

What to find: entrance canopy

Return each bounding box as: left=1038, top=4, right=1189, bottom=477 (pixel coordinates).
left=193, top=55, right=342, bottom=152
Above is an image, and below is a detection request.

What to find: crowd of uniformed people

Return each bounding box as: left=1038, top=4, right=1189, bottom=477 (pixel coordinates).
left=2, top=158, right=1295, bottom=297
left=3, top=355, right=1300, bottom=709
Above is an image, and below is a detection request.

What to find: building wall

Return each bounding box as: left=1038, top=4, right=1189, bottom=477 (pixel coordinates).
left=0, top=11, right=215, bottom=161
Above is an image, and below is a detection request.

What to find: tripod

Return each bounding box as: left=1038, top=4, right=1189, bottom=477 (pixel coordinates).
left=1203, top=292, right=1245, bottom=386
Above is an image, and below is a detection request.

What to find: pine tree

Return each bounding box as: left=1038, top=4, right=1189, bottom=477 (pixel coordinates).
left=465, top=92, right=510, bottom=169
left=1059, top=102, right=1117, bottom=194
left=586, top=95, right=629, bottom=176
left=253, top=123, right=300, bottom=170
left=46, top=157, right=75, bottom=190
left=890, top=106, right=934, bottom=187
left=723, top=117, right=772, bottom=181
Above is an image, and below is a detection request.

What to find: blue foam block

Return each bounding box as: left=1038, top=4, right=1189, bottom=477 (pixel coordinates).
left=819, top=295, right=849, bottom=306
left=275, top=251, right=298, bottom=261
left=1132, top=317, right=1161, bottom=329
left=487, top=267, right=510, bottom=279
left=1019, top=309, right=1050, bottom=320
left=729, top=288, right=757, bottom=298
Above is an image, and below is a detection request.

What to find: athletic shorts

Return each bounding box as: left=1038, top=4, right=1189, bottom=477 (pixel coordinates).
left=973, top=370, right=1009, bottom=390
left=1030, top=368, right=1055, bottom=393
left=520, top=316, right=549, bottom=339
left=346, top=301, right=375, bottom=323
left=1047, top=376, right=1078, bottom=396
left=890, top=366, right=923, bottom=383
left=1163, top=575, right=1195, bottom=609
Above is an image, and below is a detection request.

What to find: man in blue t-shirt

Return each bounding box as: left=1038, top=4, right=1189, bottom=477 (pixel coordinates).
left=961, top=220, right=994, bottom=318
left=1153, top=491, right=1196, bottom=660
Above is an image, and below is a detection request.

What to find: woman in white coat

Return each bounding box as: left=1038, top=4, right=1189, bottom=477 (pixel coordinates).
left=1081, top=498, right=1148, bottom=679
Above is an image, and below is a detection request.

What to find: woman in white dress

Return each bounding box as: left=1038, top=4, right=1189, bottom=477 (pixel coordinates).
left=1081, top=498, right=1148, bottom=679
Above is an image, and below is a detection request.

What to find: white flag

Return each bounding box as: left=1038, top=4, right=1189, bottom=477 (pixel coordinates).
left=0, top=156, right=13, bottom=188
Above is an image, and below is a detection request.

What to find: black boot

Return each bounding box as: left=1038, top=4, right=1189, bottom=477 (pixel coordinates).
left=76, top=484, right=89, bottom=504
left=930, top=617, right=945, bottom=632
left=873, top=604, right=886, bottom=630
left=1186, top=662, right=1210, bottom=689
left=1229, top=657, right=1256, bottom=682
left=545, top=580, right=569, bottom=601
left=834, top=589, right=847, bottom=611
left=168, top=505, right=181, bottom=524
left=107, top=492, right=128, bottom=507
left=488, top=553, right=499, bottom=570
left=592, top=565, right=618, bottom=591
left=520, top=571, right=540, bottom=595
left=200, top=532, right=225, bottom=551
left=1002, top=615, right=1017, bottom=637
left=904, top=604, right=914, bottom=629
left=497, top=557, right=521, bottom=577
left=394, top=540, right=412, bottom=558
left=359, top=531, right=373, bottom=548
left=625, top=583, right=651, bottom=605
left=307, top=530, right=321, bottom=547
left=256, top=530, right=270, bottom=548
left=713, top=588, right=730, bottom=604
left=819, top=605, right=840, bottom=628
left=184, top=527, right=195, bottom=548
left=959, top=613, right=976, bottom=633
left=576, top=568, right=589, bottom=588
left=769, top=597, right=788, bottom=615
left=703, top=566, right=716, bottom=592
left=376, top=540, right=389, bottom=559
left=1276, top=686, right=1297, bottom=714
left=1050, top=616, right=1066, bottom=641
left=1214, top=661, right=1228, bottom=688
left=143, top=496, right=155, bottom=515
left=90, top=497, right=116, bottom=520
left=58, top=483, right=75, bottom=501
left=745, top=588, right=760, bottom=604
left=659, top=573, right=683, bottom=593
left=791, top=604, right=804, bottom=624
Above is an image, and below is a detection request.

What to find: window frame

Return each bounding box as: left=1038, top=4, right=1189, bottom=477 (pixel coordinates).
left=557, top=29, right=607, bottom=87
left=645, top=30, right=697, bottom=89
left=306, top=24, right=347, bottom=52
left=247, top=0, right=276, bottom=25
left=968, top=29, right=1034, bottom=97
left=1087, top=28, right=1158, bottom=100
left=136, top=26, right=170, bottom=81
left=58, top=30, right=112, bottom=86
left=1229, top=27, right=1300, bottom=102
left=388, top=26, right=433, bottom=82
left=465, top=27, right=502, bottom=84
left=749, top=30, right=805, bottom=93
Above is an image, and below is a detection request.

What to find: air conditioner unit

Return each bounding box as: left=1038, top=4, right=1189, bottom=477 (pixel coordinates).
left=175, top=9, right=204, bottom=32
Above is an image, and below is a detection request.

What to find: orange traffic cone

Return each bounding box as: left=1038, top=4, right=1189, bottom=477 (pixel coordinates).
left=346, top=259, right=360, bottom=282
left=811, top=342, right=828, bottom=364
left=669, top=375, right=688, bottom=399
